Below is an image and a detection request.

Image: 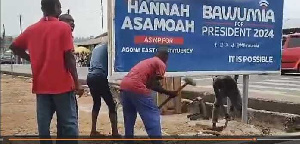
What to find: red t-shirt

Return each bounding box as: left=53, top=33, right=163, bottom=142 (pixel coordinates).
left=13, top=17, right=75, bottom=94
left=120, top=57, right=166, bottom=95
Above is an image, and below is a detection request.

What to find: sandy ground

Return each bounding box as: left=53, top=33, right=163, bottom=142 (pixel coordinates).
left=1, top=74, right=284, bottom=138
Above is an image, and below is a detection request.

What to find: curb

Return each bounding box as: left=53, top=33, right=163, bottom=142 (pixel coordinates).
left=1, top=71, right=32, bottom=78
left=182, top=90, right=300, bottom=115
left=1, top=71, right=87, bottom=85
left=201, top=103, right=300, bottom=131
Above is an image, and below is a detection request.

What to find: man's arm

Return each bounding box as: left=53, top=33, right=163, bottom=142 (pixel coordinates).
left=64, top=50, right=79, bottom=89
left=61, top=25, right=83, bottom=95
left=151, top=84, right=174, bottom=96
left=147, top=60, right=178, bottom=97
left=9, top=29, right=30, bottom=61
left=147, top=75, right=177, bottom=97
left=9, top=44, right=30, bottom=61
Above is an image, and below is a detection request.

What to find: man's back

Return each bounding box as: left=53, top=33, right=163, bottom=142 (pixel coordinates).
left=88, top=44, right=108, bottom=76
left=120, top=57, right=166, bottom=95
left=13, top=17, right=74, bottom=94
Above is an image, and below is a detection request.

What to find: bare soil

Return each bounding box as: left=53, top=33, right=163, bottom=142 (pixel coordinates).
left=1, top=74, right=284, bottom=138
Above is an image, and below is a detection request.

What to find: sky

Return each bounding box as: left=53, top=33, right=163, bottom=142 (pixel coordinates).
left=1, top=0, right=300, bottom=37
left=1, top=0, right=108, bottom=37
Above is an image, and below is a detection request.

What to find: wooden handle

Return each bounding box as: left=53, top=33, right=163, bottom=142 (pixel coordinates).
left=158, top=97, right=172, bottom=109
left=177, top=83, right=188, bottom=92
left=158, top=83, right=189, bottom=109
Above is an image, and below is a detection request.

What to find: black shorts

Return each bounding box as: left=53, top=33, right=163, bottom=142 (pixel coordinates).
left=87, top=73, right=116, bottom=112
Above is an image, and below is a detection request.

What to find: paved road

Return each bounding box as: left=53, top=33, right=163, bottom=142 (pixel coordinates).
left=1, top=64, right=89, bottom=80
left=185, top=74, right=300, bottom=103
left=2, top=64, right=300, bottom=104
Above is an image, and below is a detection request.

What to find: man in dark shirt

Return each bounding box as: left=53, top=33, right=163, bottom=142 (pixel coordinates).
left=212, top=76, right=242, bottom=129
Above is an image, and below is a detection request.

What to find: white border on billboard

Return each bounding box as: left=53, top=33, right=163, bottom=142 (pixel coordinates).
left=109, top=71, right=280, bottom=80
left=107, top=0, right=281, bottom=80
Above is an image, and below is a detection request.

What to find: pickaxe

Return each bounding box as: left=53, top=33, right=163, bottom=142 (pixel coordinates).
left=158, top=78, right=196, bottom=109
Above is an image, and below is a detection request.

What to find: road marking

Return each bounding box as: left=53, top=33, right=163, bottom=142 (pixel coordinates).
left=181, top=78, right=212, bottom=82
left=195, top=85, right=212, bottom=89
left=280, top=77, right=300, bottom=80
left=238, top=88, right=300, bottom=98
left=237, top=84, right=300, bottom=92
left=251, top=81, right=300, bottom=88
left=194, top=85, right=300, bottom=98
left=264, top=79, right=300, bottom=84
left=193, top=78, right=213, bottom=81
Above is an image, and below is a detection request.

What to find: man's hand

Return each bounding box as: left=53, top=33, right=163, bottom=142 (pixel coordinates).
left=75, top=83, right=84, bottom=98
left=10, top=44, right=30, bottom=61
left=65, top=50, right=82, bottom=97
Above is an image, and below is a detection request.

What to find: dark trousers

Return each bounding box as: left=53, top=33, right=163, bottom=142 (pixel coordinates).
left=212, top=84, right=242, bottom=123
left=87, top=73, right=116, bottom=114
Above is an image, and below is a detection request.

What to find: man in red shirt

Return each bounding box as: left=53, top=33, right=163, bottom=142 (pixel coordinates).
left=9, top=0, right=83, bottom=143
left=120, top=48, right=178, bottom=139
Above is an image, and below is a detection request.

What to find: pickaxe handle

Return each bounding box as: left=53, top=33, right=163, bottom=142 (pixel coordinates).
left=177, top=83, right=188, bottom=92
left=158, top=82, right=188, bottom=109
left=158, top=97, right=172, bottom=109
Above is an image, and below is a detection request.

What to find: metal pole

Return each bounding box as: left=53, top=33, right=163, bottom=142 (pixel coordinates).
left=1, top=24, right=5, bottom=56
left=10, top=52, right=13, bottom=72
left=227, top=98, right=231, bottom=114
left=19, top=15, right=23, bottom=33
left=0, top=0, right=1, bottom=40
left=242, top=75, right=249, bottom=123
left=0, top=0, right=2, bottom=55
left=19, top=14, right=23, bottom=64
left=101, top=0, right=103, bottom=30
left=107, top=0, right=112, bottom=77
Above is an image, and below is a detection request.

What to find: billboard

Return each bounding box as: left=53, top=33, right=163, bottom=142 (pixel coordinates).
left=111, top=0, right=283, bottom=77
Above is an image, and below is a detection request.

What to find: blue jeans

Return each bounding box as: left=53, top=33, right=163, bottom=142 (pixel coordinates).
left=37, top=91, right=78, bottom=144
left=121, top=90, right=162, bottom=139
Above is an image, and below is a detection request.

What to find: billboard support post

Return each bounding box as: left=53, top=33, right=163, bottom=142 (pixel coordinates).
left=107, top=0, right=113, bottom=78
left=226, top=98, right=231, bottom=114
left=242, top=75, right=249, bottom=123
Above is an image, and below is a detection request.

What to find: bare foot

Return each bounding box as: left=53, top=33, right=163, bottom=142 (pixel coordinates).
left=90, top=131, right=106, bottom=137
left=211, top=126, right=225, bottom=132
left=212, top=123, right=217, bottom=130
left=112, top=134, right=122, bottom=138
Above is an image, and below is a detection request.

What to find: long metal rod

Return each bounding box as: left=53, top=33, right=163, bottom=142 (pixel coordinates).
left=107, top=0, right=112, bottom=77
left=226, top=98, right=231, bottom=114
left=0, top=0, right=2, bottom=55
left=101, top=0, right=103, bottom=29
left=242, top=75, right=249, bottom=123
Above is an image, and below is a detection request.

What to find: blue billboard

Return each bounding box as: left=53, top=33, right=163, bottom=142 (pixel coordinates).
left=113, top=0, right=283, bottom=74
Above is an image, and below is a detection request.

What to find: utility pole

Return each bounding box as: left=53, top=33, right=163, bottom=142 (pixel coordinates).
left=19, top=14, right=23, bottom=33
left=16, top=14, right=23, bottom=64
left=101, top=0, right=104, bottom=30
left=0, top=0, right=2, bottom=56
left=1, top=24, right=5, bottom=56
